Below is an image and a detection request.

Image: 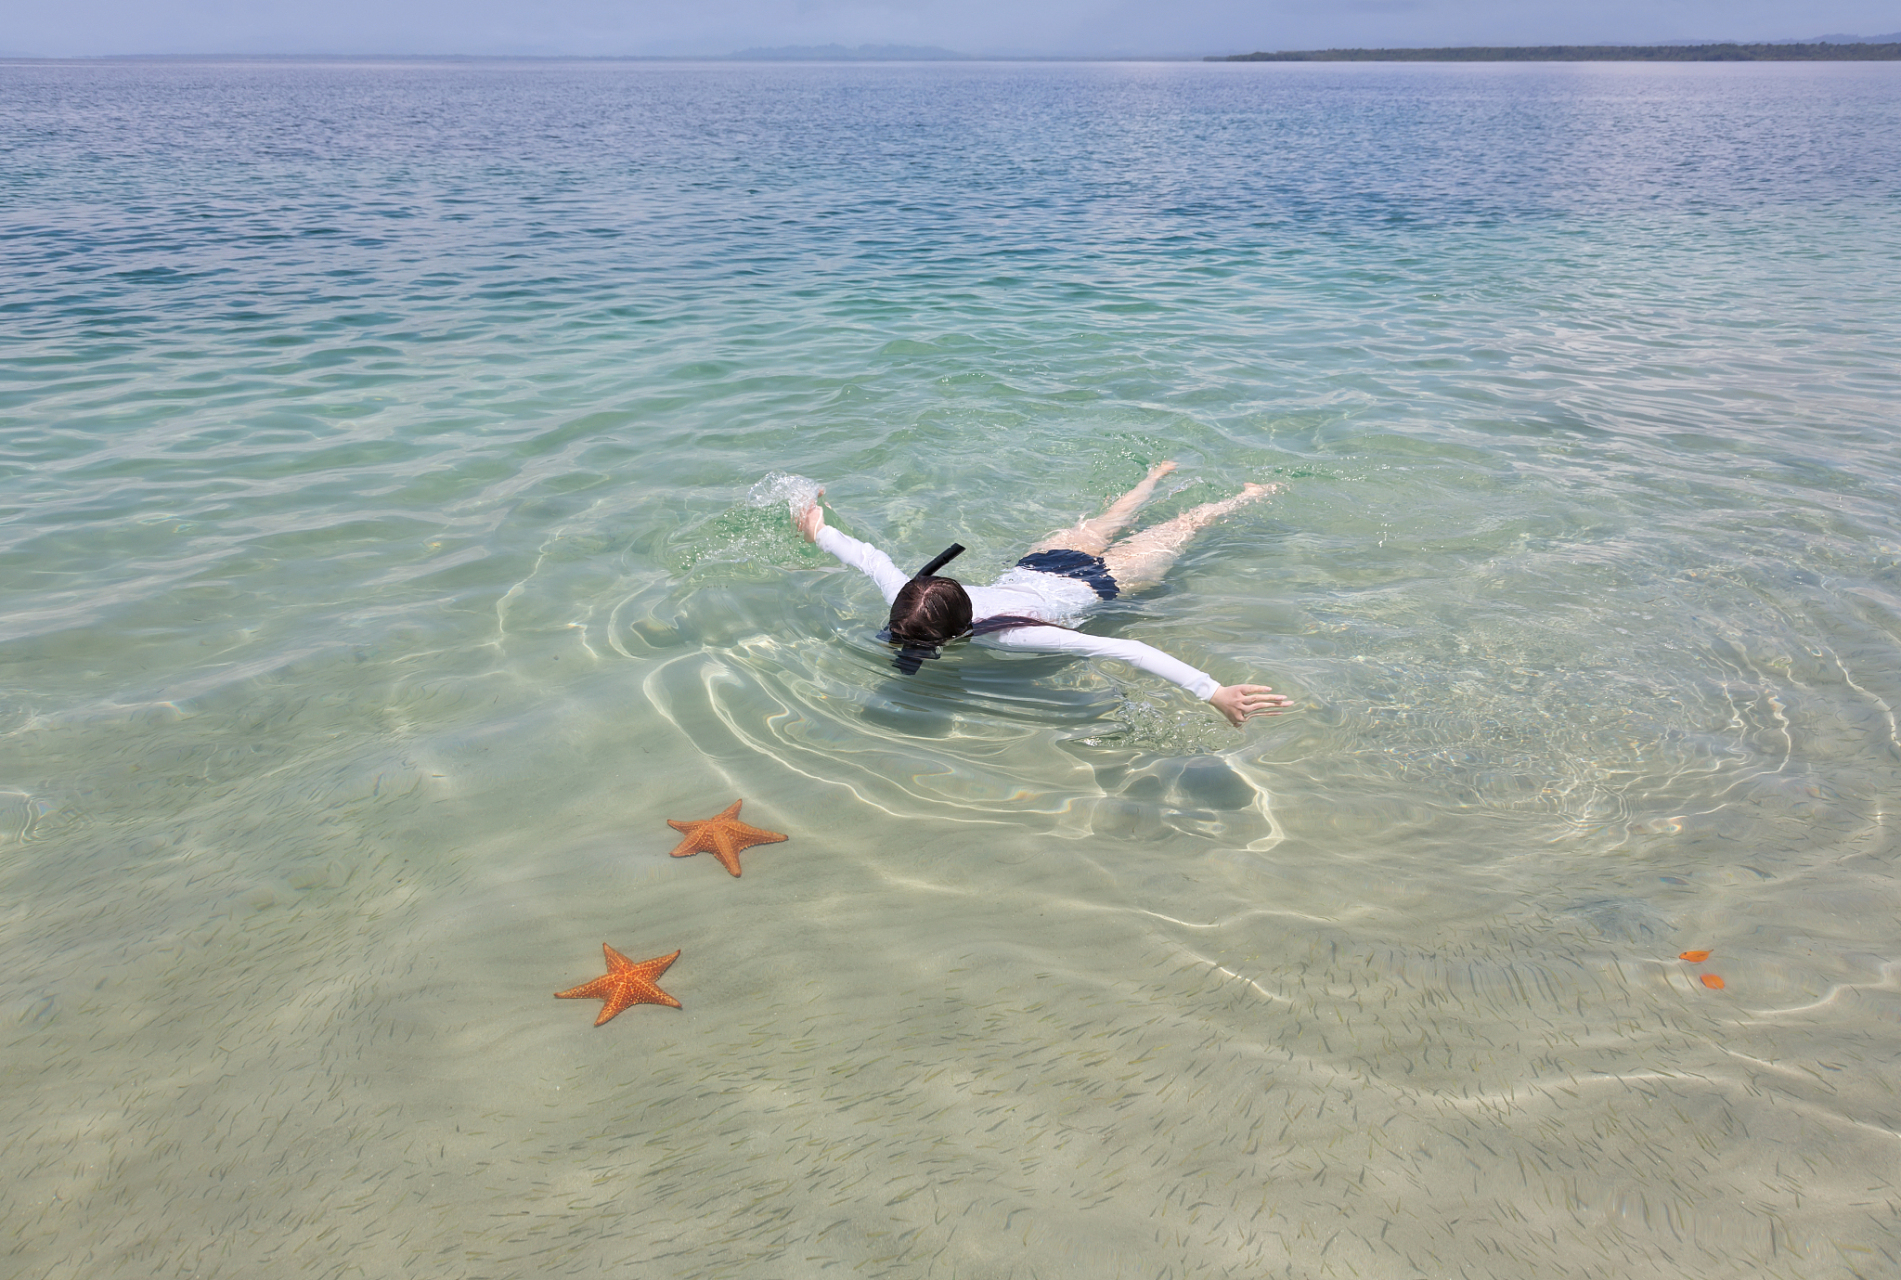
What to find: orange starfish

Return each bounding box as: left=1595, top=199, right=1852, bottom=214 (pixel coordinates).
left=666, top=799, right=787, bottom=877
left=555, top=944, right=681, bottom=1026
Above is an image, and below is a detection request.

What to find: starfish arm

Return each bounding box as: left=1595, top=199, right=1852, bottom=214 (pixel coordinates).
left=705, top=836, right=745, bottom=876
left=636, top=950, right=682, bottom=978
left=593, top=995, right=638, bottom=1025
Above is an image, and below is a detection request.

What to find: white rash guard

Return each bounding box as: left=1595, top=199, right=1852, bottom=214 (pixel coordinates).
left=815, top=525, right=1222, bottom=701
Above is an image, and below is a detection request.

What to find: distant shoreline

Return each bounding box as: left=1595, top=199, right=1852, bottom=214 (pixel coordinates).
left=1211, top=43, right=1901, bottom=63
left=6, top=45, right=1899, bottom=66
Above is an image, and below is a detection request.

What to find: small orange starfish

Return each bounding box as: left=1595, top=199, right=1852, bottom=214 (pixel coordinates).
left=666, top=799, right=787, bottom=877
left=555, top=944, right=681, bottom=1025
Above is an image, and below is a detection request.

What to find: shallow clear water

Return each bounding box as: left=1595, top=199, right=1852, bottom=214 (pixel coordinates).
left=4, top=58, right=1900, bottom=1278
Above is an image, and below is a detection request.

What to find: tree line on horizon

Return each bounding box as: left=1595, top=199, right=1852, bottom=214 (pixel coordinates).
left=1212, top=42, right=1901, bottom=62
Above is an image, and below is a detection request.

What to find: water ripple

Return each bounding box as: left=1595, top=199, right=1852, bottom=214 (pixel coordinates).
left=4, top=59, right=1901, bottom=1280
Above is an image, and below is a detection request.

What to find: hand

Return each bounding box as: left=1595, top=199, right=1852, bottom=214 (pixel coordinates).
left=1209, top=683, right=1293, bottom=727
left=793, top=489, right=826, bottom=543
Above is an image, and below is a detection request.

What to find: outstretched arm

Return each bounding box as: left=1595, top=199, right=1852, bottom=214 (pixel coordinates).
left=980, top=627, right=1293, bottom=726
left=794, top=491, right=911, bottom=604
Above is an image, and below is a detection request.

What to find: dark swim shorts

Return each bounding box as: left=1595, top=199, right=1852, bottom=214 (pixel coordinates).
left=1016, top=548, right=1120, bottom=600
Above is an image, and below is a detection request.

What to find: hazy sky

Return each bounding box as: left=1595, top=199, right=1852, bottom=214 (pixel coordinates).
left=6, top=1, right=1898, bottom=59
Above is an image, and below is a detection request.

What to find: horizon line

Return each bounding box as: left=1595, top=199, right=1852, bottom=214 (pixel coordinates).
left=5, top=37, right=1898, bottom=64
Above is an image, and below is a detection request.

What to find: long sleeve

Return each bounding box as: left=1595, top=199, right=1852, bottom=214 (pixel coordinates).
left=978, top=626, right=1221, bottom=701
left=815, top=525, right=911, bottom=604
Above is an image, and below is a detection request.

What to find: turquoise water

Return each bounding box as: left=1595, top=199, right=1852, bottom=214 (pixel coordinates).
left=5, top=58, right=1901, bottom=1277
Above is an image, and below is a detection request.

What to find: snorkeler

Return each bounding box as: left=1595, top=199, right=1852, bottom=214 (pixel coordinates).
left=794, top=462, right=1293, bottom=727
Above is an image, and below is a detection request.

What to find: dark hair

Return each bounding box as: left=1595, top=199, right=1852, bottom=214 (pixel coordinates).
left=883, top=577, right=1070, bottom=675
left=887, top=575, right=972, bottom=647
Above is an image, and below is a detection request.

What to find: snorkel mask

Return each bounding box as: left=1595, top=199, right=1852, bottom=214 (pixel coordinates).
left=877, top=543, right=966, bottom=675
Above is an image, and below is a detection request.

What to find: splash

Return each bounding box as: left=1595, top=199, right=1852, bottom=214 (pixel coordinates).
left=746, top=471, right=823, bottom=518
left=673, top=472, right=827, bottom=579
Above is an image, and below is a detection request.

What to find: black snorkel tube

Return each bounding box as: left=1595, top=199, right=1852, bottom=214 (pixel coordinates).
left=880, top=542, right=965, bottom=675
left=914, top=542, right=965, bottom=578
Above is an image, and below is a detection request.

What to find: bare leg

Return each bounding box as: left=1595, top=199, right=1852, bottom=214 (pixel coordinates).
left=1102, top=482, right=1280, bottom=592
left=1027, top=461, right=1178, bottom=556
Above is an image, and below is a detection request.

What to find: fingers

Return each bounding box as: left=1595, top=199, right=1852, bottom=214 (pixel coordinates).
left=792, top=497, right=826, bottom=542
left=1217, top=683, right=1295, bottom=726
left=1233, top=684, right=1292, bottom=703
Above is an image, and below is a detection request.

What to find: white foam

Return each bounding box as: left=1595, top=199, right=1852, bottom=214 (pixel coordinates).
left=746, top=470, right=822, bottom=518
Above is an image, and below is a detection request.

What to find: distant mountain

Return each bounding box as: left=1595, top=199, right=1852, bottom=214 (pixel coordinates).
left=727, top=44, right=968, bottom=61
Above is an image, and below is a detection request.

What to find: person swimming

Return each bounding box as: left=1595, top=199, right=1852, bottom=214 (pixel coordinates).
left=794, top=462, right=1293, bottom=727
